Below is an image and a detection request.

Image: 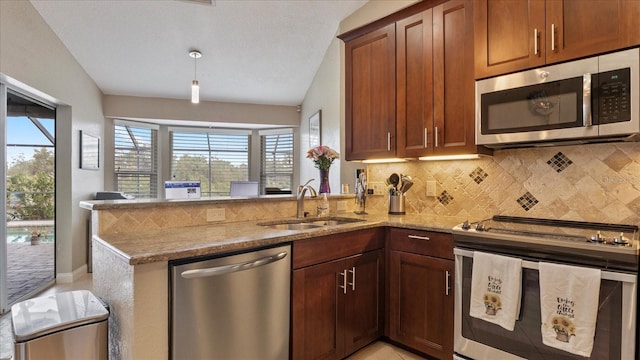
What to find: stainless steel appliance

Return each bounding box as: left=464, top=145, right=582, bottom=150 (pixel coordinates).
left=476, top=48, right=639, bottom=148
left=170, top=244, right=291, bottom=360
left=11, top=290, right=109, bottom=360
left=453, top=216, right=638, bottom=359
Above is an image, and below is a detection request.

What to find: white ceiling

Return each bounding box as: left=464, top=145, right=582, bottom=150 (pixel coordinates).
left=30, top=0, right=367, bottom=106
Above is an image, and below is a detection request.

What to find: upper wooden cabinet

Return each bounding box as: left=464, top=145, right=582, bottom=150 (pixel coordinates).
left=396, top=10, right=434, bottom=157
left=432, top=0, right=479, bottom=154
left=343, top=0, right=487, bottom=160
left=474, top=0, right=640, bottom=79
left=344, top=24, right=396, bottom=161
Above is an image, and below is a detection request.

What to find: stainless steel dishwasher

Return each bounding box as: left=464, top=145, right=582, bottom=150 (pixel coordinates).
left=170, top=244, right=291, bottom=360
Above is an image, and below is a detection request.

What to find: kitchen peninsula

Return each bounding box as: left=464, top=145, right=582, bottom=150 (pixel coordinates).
left=81, top=195, right=466, bottom=359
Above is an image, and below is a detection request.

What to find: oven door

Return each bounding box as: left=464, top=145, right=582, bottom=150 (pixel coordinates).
left=476, top=56, right=598, bottom=146
left=454, top=248, right=637, bottom=360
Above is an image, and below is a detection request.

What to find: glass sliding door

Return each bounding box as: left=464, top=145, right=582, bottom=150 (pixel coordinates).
left=0, top=86, right=56, bottom=314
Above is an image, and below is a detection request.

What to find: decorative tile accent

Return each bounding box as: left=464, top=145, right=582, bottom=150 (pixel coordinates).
left=469, top=167, right=489, bottom=184
left=547, top=152, right=573, bottom=173
left=437, top=190, right=454, bottom=206
left=517, top=192, right=539, bottom=211
left=366, top=142, right=640, bottom=224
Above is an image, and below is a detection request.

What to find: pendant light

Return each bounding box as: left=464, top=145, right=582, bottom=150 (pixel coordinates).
left=189, top=50, right=202, bottom=104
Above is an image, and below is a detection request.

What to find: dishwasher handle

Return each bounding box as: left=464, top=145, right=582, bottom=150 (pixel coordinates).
left=181, top=251, right=288, bottom=279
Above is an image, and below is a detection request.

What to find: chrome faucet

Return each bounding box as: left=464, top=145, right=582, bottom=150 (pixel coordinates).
left=297, top=179, right=318, bottom=218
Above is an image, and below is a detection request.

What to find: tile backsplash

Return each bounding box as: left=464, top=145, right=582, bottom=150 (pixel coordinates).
left=366, top=142, right=640, bottom=225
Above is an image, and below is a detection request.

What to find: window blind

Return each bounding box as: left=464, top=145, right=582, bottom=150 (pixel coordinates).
left=260, top=131, right=293, bottom=194
left=171, top=131, right=249, bottom=196
left=114, top=124, right=157, bottom=198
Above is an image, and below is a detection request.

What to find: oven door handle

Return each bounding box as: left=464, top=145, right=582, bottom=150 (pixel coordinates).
left=453, top=247, right=637, bottom=283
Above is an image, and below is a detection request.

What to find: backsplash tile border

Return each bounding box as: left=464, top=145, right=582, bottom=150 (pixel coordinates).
left=366, top=142, right=640, bottom=225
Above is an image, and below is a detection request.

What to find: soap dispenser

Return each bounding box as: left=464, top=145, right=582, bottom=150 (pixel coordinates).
left=317, top=193, right=329, bottom=217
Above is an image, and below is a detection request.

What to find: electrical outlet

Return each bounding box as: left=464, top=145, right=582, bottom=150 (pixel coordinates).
left=337, top=200, right=348, bottom=212
left=426, top=181, right=437, bottom=197
left=369, top=182, right=385, bottom=195
left=207, top=208, right=226, bottom=222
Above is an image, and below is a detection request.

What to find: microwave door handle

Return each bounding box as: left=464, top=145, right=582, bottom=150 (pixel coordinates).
left=583, top=73, right=592, bottom=127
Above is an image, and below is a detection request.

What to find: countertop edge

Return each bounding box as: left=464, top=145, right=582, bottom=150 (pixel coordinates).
left=80, top=194, right=355, bottom=211
left=95, top=217, right=460, bottom=266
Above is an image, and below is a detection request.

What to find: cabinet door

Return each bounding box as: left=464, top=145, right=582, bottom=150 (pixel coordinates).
left=396, top=10, right=434, bottom=158
left=545, top=0, right=640, bottom=64
left=389, top=250, right=454, bottom=359
left=474, top=0, right=545, bottom=79
left=343, top=250, right=384, bottom=356
left=344, top=23, right=396, bottom=161
left=292, top=259, right=345, bottom=360
left=433, top=0, right=476, bottom=154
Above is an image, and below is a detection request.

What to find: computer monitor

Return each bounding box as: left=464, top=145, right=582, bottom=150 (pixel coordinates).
left=229, top=181, right=259, bottom=197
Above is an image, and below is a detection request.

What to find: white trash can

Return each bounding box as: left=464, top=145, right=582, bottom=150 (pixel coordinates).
left=11, top=290, right=109, bottom=360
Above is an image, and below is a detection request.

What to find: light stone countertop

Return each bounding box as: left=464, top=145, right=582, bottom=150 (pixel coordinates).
left=94, top=212, right=471, bottom=265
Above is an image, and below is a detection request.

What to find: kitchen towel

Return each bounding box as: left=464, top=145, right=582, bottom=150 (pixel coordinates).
left=469, top=251, right=522, bottom=331
left=539, top=262, right=601, bottom=357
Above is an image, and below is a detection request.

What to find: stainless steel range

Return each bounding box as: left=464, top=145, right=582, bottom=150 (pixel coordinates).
left=452, top=216, right=639, bottom=360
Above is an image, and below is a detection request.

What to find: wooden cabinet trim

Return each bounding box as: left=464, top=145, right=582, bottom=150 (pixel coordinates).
left=338, top=0, right=446, bottom=42
left=388, top=227, right=454, bottom=260
left=293, top=228, right=385, bottom=269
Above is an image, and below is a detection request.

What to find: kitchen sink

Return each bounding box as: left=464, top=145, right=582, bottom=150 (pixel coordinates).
left=259, top=217, right=365, bottom=230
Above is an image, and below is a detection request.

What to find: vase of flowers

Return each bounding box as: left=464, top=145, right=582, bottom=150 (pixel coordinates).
left=306, top=145, right=339, bottom=194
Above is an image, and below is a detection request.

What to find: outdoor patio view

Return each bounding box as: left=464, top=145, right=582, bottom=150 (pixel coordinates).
left=4, top=91, right=55, bottom=307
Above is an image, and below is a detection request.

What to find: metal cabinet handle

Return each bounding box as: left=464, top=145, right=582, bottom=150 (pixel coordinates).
left=387, top=132, right=391, bottom=151
left=583, top=73, right=592, bottom=127
left=181, top=251, right=287, bottom=279
left=534, top=28, right=539, bottom=55
left=551, top=23, right=556, bottom=51
left=339, top=270, right=347, bottom=294
left=347, top=267, right=356, bottom=291
left=435, top=126, right=439, bottom=147
left=445, top=270, right=451, bottom=296
left=408, top=234, right=430, bottom=241
left=424, top=128, right=428, bottom=148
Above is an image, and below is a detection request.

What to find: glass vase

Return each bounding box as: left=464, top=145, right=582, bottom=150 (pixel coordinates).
left=319, top=168, right=331, bottom=194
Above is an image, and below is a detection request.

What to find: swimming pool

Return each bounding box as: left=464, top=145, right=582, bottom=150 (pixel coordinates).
left=6, top=227, right=55, bottom=243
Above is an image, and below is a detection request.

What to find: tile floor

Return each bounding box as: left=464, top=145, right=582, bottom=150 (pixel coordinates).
left=1, top=274, right=427, bottom=360
left=346, top=341, right=428, bottom=360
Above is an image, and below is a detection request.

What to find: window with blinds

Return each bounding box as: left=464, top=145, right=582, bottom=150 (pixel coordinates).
left=260, top=130, right=293, bottom=194
left=171, top=130, right=249, bottom=196
left=114, top=123, right=157, bottom=198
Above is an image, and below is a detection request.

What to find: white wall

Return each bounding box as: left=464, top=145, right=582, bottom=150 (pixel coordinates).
left=0, top=1, right=105, bottom=279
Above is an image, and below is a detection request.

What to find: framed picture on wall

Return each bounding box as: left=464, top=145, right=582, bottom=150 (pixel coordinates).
left=309, top=109, right=321, bottom=148
left=79, top=130, right=100, bottom=170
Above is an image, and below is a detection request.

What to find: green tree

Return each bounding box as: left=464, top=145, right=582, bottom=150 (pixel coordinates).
left=6, top=147, right=55, bottom=220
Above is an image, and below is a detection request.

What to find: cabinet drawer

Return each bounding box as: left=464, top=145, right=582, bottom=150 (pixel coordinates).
left=388, top=228, right=453, bottom=260
left=293, top=228, right=385, bottom=269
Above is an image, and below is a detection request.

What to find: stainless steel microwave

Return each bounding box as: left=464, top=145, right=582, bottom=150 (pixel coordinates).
left=476, top=48, right=639, bottom=148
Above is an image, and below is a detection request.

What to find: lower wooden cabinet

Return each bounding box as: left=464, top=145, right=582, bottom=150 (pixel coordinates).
left=292, top=230, right=384, bottom=360
left=387, top=228, right=454, bottom=359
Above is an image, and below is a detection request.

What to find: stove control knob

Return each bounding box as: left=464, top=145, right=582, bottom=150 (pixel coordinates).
left=612, top=232, right=628, bottom=245
left=461, top=220, right=470, bottom=230
left=475, top=222, right=485, bottom=231
left=590, top=231, right=605, bottom=243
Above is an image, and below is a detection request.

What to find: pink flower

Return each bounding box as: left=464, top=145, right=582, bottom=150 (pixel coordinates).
left=306, top=145, right=339, bottom=170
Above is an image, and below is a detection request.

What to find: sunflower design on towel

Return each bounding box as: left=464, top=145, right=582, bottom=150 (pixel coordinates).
left=483, top=293, right=502, bottom=315
left=552, top=316, right=576, bottom=342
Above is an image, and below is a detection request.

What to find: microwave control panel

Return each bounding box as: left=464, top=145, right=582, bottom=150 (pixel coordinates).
left=596, top=68, right=631, bottom=124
